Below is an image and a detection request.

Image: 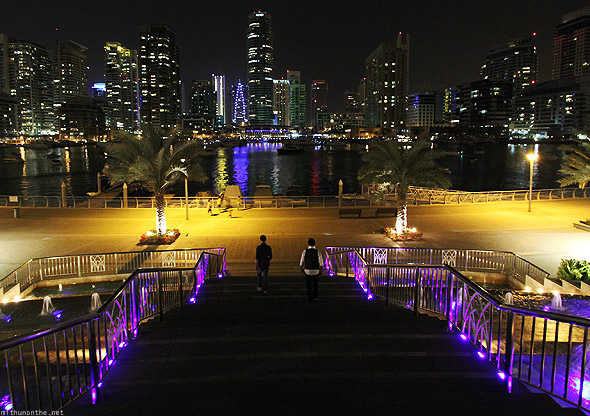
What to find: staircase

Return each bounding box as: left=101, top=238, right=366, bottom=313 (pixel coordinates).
left=66, top=273, right=584, bottom=415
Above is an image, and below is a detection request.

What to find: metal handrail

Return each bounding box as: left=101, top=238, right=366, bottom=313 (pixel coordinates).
left=326, top=246, right=550, bottom=284
left=0, top=247, right=226, bottom=297
left=326, top=247, right=590, bottom=412
left=408, top=186, right=590, bottom=205
left=0, top=249, right=225, bottom=412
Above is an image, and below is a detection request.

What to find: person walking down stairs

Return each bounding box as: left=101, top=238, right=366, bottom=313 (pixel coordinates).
left=255, top=235, right=273, bottom=293
left=300, top=237, right=323, bottom=302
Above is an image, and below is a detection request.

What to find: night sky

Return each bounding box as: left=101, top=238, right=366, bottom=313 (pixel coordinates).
left=2, top=0, right=588, bottom=110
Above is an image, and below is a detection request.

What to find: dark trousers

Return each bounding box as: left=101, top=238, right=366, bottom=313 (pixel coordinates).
left=305, top=273, right=319, bottom=300
left=257, top=267, right=269, bottom=290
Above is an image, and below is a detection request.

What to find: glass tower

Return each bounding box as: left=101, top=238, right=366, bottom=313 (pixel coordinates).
left=105, top=42, right=139, bottom=133
left=247, top=11, right=274, bottom=125
left=139, top=25, right=181, bottom=130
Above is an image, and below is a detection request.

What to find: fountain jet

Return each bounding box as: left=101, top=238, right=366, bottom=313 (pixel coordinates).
left=41, top=296, right=55, bottom=316
left=90, top=293, right=102, bottom=312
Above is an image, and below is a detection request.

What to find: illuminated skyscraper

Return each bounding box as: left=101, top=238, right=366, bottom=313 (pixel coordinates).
left=287, top=70, right=306, bottom=128
left=247, top=11, right=274, bottom=125
left=233, top=80, right=247, bottom=124
left=139, top=25, right=181, bottom=130
left=310, top=80, right=328, bottom=128
left=190, top=80, right=215, bottom=117
left=105, top=42, right=139, bottom=133
left=365, top=33, right=409, bottom=134
left=552, top=6, right=590, bottom=80
left=273, top=79, right=290, bottom=126
left=0, top=33, right=55, bottom=135
left=212, top=74, right=227, bottom=126
left=52, top=40, right=88, bottom=107
left=480, top=36, right=537, bottom=95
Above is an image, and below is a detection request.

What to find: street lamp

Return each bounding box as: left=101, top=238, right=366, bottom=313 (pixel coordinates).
left=181, top=159, right=189, bottom=220
left=526, top=153, right=538, bottom=212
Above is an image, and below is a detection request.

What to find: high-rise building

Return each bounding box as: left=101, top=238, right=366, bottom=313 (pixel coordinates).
left=273, top=79, right=290, bottom=126
left=212, top=74, right=227, bottom=126
left=443, top=87, right=460, bottom=126
left=247, top=11, right=274, bottom=125
left=344, top=90, right=361, bottom=112
left=287, top=70, right=306, bottom=128
left=190, top=80, right=216, bottom=117
left=0, top=33, right=55, bottom=135
left=233, top=80, right=248, bottom=124
left=406, top=91, right=444, bottom=127
left=365, top=33, right=409, bottom=134
left=481, top=36, right=538, bottom=95
left=104, top=42, right=139, bottom=133
left=457, top=80, right=513, bottom=127
left=139, top=25, right=181, bottom=130
left=52, top=40, right=88, bottom=107
left=512, top=76, right=590, bottom=135
left=310, top=80, right=328, bottom=128
left=0, top=92, right=18, bottom=137
left=552, top=6, right=590, bottom=80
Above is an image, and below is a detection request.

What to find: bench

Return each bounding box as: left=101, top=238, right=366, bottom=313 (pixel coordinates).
left=376, top=207, right=397, bottom=217
left=339, top=208, right=362, bottom=218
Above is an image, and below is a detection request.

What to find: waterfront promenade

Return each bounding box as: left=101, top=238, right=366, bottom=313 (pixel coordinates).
left=0, top=198, right=588, bottom=278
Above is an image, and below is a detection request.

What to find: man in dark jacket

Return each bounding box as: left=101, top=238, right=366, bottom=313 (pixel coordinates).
left=300, top=237, right=324, bottom=302
left=255, top=235, right=273, bottom=293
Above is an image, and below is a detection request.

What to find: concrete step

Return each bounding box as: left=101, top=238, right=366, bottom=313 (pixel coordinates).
left=66, top=275, right=586, bottom=416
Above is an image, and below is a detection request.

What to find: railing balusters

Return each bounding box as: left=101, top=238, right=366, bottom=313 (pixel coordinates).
left=579, top=327, right=589, bottom=407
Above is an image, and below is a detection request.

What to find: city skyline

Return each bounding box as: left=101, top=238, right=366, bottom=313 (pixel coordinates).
left=1, top=1, right=588, bottom=110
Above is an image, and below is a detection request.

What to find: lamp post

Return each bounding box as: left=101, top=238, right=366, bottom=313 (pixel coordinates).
left=526, top=153, right=538, bottom=212
left=181, top=159, right=189, bottom=220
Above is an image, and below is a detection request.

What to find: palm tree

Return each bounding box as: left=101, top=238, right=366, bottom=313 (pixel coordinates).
left=103, top=125, right=205, bottom=235
left=558, top=138, right=590, bottom=189
left=358, top=139, right=450, bottom=232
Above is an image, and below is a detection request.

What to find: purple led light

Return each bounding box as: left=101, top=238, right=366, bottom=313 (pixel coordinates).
left=217, top=273, right=223, bottom=279
left=108, top=360, right=113, bottom=366
left=189, top=297, right=196, bottom=304
left=329, top=271, right=335, bottom=277
left=0, top=395, right=12, bottom=412
left=451, top=301, right=456, bottom=310
left=459, top=334, right=468, bottom=341
left=91, top=389, right=97, bottom=404
left=543, top=306, right=550, bottom=312
left=367, top=294, right=374, bottom=300
left=97, top=382, right=103, bottom=388
left=477, top=351, right=485, bottom=359
left=497, top=371, right=506, bottom=381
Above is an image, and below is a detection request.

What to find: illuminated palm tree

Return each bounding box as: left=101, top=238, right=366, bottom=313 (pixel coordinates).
left=103, top=125, right=205, bottom=235
left=558, top=138, right=590, bottom=189
left=358, top=139, right=450, bottom=232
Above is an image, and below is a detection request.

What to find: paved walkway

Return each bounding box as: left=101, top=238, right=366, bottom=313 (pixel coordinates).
left=1, top=199, right=588, bottom=278
left=66, top=275, right=583, bottom=415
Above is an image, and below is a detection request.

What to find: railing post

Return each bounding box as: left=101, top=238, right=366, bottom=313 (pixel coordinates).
left=77, top=256, right=82, bottom=277
left=504, top=310, right=515, bottom=392
left=178, top=270, right=183, bottom=311
left=446, top=273, right=453, bottom=332
left=157, top=271, right=163, bottom=321
left=88, top=319, right=100, bottom=404
left=414, top=267, right=420, bottom=316
left=346, top=256, right=349, bottom=277
left=385, top=267, right=391, bottom=306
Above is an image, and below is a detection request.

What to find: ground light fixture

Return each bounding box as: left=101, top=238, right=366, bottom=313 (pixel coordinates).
left=526, top=153, right=538, bottom=212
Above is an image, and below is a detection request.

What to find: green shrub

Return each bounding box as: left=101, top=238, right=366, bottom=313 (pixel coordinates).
left=557, top=259, right=590, bottom=282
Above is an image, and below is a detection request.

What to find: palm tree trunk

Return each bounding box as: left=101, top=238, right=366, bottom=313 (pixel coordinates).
left=155, top=193, right=167, bottom=235
left=396, top=187, right=408, bottom=233
left=396, top=203, right=407, bottom=233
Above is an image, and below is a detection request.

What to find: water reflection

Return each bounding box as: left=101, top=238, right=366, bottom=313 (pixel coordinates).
left=0, top=142, right=570, bottom=196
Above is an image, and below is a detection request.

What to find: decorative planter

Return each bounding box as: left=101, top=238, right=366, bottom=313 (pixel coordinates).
left=139, top=229, right=181, bottom=245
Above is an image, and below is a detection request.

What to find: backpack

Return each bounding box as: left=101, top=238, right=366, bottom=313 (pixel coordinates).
left=304, top=248, right=320, bottom=270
